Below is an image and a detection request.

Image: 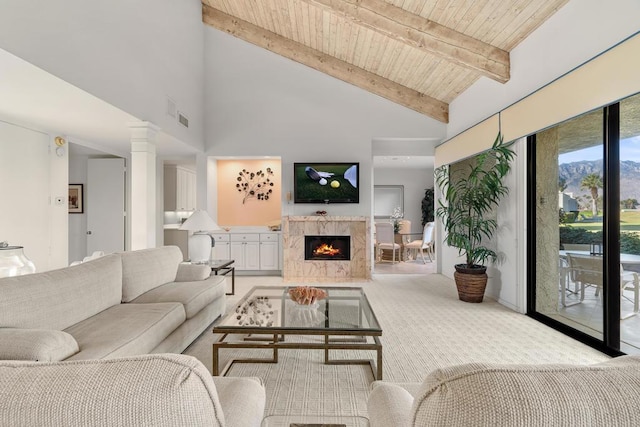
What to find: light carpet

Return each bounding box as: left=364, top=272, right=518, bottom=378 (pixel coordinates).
left=183, top=273, right=609, bottom=418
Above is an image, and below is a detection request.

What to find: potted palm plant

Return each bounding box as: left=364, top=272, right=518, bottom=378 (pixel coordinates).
left=434, top=133, right=515, bottom=303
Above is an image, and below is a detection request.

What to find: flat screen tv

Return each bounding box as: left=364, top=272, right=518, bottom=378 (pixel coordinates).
left=293, top=162, right=359, bottom=204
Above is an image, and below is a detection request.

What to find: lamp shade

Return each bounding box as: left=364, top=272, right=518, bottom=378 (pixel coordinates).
left=179, top=210, right=220, bottom=232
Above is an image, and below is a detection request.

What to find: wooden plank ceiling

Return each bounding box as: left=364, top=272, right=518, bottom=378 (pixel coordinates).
left=202, top=0, right=569, bottom=123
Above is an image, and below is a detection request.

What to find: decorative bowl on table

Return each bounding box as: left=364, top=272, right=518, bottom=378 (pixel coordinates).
left=288, top=286, right=327, bottom=306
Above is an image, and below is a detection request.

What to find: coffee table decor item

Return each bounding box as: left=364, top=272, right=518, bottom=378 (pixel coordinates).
left=235, top=296, right=275, bottom=327
left=287, top=302, right=326, bottom=327
left=288, top=286, right=327, bottom=305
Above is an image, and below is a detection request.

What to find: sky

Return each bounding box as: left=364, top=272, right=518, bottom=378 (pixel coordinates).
left=559, top=135, right=640, bottom=164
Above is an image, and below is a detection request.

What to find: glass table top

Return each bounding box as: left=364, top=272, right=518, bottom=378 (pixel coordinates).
left=217, top=286, right=381, bottom=332
left=261, top=415, right=369, bottom=427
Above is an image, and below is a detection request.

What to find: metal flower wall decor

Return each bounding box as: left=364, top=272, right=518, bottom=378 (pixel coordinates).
left=236, top=167, right=275, bottom=204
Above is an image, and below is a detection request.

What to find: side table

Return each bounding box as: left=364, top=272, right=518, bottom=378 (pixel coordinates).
left=208, top=259, right=235, bottom=296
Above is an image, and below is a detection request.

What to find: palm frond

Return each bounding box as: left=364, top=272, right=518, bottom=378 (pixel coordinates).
left=435, top=132, right=515, bottom=268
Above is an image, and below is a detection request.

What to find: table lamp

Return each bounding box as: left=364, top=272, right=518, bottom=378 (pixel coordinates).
left=179, top=210, right=221, bottom=263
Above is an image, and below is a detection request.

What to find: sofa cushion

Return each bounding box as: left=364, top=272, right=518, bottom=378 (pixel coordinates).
left=0, top=254, right=122, bottom=330
left=0, top=354, right=226, bottom=427
left=0, top=328, right=79, bottom=361
left=64, top=302, right=185, bottom=360
left=121, top=246, right=183, bottom=302
left=175, top=263, right=211, bottom=282
left=130, top=275, right=226, bottom=319
left=412, top=356, right=640, bottom=426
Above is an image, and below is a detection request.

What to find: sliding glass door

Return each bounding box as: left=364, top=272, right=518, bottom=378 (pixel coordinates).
left=529, top=92, right=640, bottom=355
left=619, top=95, right=640, bottom=353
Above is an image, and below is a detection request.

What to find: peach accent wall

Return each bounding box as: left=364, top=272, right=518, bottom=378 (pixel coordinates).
left=217, top=159, right=282, bottom=226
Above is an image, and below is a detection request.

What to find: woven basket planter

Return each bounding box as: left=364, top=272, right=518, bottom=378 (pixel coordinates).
left=453, top=265, right=488, bottom=303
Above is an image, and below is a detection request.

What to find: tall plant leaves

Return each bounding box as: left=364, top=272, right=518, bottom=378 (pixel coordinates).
left=435, top=133, right=515, bottom=267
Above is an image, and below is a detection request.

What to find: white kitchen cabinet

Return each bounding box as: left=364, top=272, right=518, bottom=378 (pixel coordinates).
left=230, top=234, right=261, bottom=270
left=210, top=233, right=230, bottom=260
left=259, top=233, right=279, bottom=270
left=164, top=165, right=196, bottom=211
left=224, top=232, right=281, bottom=271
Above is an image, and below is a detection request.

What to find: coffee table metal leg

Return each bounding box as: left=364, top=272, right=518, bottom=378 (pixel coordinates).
left=223, top=267, right=235, bottom=296
left=213, top=333, right=281, bottom=377
left=324, top=335, right=329, bottom=363
left=323, top=334, right=383, bottom=380
left=212, top=334, right=226, bottom=376
left=376, top=336, right=383, bottom=380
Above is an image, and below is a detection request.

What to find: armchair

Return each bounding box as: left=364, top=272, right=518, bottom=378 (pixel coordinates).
left=0, top=354, right=266, bottom=427
left=367, top=356, right=640, bottom=427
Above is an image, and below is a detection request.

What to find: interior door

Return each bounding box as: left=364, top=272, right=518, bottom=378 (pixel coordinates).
left=87, top=158, right=125, bottom=255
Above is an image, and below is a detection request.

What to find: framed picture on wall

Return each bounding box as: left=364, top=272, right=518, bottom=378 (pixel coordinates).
left=69, top=184, right=84, bottom=214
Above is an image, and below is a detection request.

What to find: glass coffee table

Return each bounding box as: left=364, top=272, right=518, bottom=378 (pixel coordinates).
left=261, top=415, right=369, bottom=426
left=213, top=286, right=382, bottom=380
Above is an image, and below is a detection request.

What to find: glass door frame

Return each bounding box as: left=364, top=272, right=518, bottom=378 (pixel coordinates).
left=526, top=103, right=624, bottom=357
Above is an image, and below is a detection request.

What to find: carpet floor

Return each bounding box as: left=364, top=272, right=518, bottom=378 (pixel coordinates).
left=183, top=273, right=609, bottom=418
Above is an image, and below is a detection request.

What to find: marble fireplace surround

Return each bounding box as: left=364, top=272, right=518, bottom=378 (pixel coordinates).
left=282, top=216, right=372, bottom=282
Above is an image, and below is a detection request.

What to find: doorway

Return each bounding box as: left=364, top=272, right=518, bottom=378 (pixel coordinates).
left=372, top=158, right=435, bottom=274
left=69, top=143, right=125, bottom=263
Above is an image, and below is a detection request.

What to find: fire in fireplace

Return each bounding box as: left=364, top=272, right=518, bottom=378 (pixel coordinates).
left=305, top=235, right=351, bottom=261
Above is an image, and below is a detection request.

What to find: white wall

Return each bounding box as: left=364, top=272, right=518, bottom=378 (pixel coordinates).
left=0, top=0, right=205, bottom=150
left=204, top=28, right=446, bottom=219
left=447, top=0, right=640, bottom=138
left=374, top=168, right=433, bottom=235
left=0, top=120, right=68, bottom=271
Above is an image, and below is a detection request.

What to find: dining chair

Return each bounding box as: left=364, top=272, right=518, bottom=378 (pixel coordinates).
left=405, top=222, right=435, bottom=264
left=559, top=256, right=581, bottom=307
left=397, top=219, right=411, bottom=259
left=566, top=253, right=639, bottom=318
left=397, top=219, right=411, bottom=235
left=375, top=222, right=401, bottom=263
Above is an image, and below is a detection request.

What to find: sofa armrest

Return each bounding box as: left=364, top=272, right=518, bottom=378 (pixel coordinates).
left=213, top=376, right=266, bottom=427
left=368, top=382, right=414, bottom=427
left=0, top=354, right=226, bottom=426
left=175, top=263, right=211, bottom=282
left=0, top=328, right=79, bottom=361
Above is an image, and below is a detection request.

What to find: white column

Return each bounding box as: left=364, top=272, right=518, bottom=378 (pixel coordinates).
left=196, top=153, right=208, bottom=211
left=129, top=122, right=160, bottom=250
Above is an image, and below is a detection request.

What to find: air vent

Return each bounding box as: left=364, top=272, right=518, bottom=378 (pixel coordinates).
left=178, top=112, right=189, bottom=128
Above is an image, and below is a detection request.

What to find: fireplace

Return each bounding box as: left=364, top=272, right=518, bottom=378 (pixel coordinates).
left=305, top=235, right=351, bottom=261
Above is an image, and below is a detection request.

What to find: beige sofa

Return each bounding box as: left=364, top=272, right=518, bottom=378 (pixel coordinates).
left=367, top=356, right=640, bottom=426
left=0, top=246, right=226, bottom=362
left=0, top=353, right=266, bottom=427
